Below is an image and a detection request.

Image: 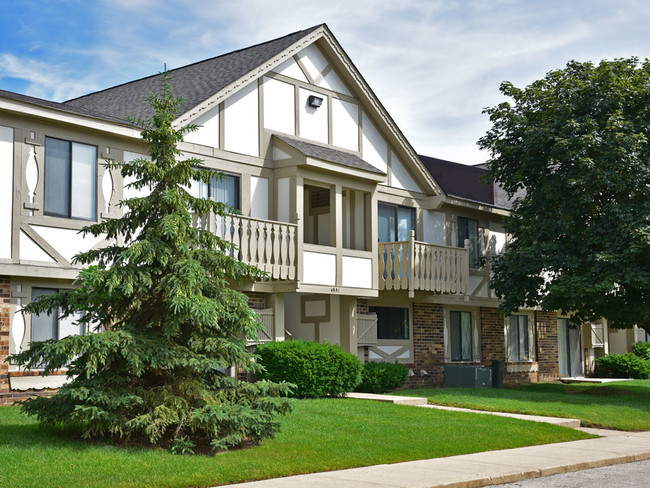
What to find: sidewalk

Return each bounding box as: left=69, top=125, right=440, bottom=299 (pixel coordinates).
left=219, top=393, right=650, bottom=488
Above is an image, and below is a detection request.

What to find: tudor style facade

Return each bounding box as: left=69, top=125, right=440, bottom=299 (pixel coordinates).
left=0, top=24, right=636, bottom=404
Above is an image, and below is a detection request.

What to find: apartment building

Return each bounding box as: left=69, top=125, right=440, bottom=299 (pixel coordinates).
left=0, top=24, right=628, bottom=403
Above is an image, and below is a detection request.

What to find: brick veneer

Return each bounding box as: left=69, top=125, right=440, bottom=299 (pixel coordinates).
left=480, top=307, right=533, bottom=385
left=356, top=299, right=368, bottom=314
left=480, top=307, right=560, bottom=385
left=480, top=307, right=505, bottom=366
left=535, top=310, right=559, bottom=381
left=403, top=303, right=444, bottom=388
left=245, top=292, right=265, bottom=310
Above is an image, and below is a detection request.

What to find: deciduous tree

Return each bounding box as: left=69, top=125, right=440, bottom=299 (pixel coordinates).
left=479, top=58, right=650, bottom=333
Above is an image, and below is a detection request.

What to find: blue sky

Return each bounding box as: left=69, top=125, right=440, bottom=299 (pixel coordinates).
left=2, top=0, right=650, bottom=163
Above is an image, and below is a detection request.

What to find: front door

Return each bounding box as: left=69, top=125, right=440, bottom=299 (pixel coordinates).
left=558, top=318, right=583, bottom=377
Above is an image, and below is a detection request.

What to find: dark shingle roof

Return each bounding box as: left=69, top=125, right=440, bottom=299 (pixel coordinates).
left=275, top=135, right=385, bottom=175
left=65, top=25, right=323, bottom=122
left=0, top=89, right=134, bottom=126
left=419, top=154, right=499, bottom=207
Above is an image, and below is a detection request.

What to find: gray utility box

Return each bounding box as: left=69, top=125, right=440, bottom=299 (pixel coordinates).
left=444, top=365, right=492, bottom=388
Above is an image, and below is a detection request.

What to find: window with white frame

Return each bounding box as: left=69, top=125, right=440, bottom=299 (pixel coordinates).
left=506, top=314, right=536, bottom=362
left=445, top=309, right=481, bottom=362
left=31, top=288, right=84, bottom=342
left=191, top=172, right=240, bottom=210
left=44, top=137, right=98, bottom=220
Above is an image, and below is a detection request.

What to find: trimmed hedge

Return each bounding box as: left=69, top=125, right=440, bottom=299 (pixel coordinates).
left=595, top=353, right=650, bottom=379
left=256, top=340, right=362, bottom=398
left=354, top=362, right=408, bottom=394
left=633, top=341, right=650, bottom=361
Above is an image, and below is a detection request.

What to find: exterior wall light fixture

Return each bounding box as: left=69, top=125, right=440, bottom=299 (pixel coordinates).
left=308, top=95, right=323, bottom=108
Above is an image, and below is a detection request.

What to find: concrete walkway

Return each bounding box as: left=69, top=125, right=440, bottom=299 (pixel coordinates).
left=223, top=432, right=650, bottom=488
left=347, top=392, right=581, bottom=428
left=217, top=393, right=650, bottom=488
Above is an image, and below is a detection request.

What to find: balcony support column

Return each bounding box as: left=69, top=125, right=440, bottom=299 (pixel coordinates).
left=267, top=293, right=285, bottom=341
left=339, top=295, right=357, bottom=355
left=408, top=230, right=415, bottom=298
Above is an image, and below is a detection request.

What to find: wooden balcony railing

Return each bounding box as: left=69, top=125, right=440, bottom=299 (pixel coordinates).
left=378, top=231, right=469, bottom=297
left=193, top=213, right=298, bottom=281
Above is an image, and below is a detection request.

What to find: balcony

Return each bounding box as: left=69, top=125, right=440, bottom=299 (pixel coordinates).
left=378, top=231, right=469, bottom=297
left=193, top=212, right=298, bottom=281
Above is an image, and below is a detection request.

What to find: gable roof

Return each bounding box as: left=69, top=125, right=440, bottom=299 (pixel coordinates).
left=275, top=135, right=385, bottom=175
left=65, top=25, right=322, bottom=122
left=419, top=155, right=497, bottom=206
left=0, top=88, right=134, bottom=126
left=420, top=155, right=521, bottom=210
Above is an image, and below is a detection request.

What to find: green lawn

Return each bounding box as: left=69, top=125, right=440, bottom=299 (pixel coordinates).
left=399, top=380, right=650, bottom=431
left=0, top=398, right=591, bottom=488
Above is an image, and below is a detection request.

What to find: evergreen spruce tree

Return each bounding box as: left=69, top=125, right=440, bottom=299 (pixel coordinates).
left=10, top=74, right=291, bottom=452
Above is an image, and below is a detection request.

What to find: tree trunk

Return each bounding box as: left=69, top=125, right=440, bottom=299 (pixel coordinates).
left=642, top=322, right=650, bottom=336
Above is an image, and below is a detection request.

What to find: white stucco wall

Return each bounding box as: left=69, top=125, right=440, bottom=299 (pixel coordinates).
left=303, top=251, right=336, bottom=286
left=184, top=106, right=219, bottom=147
left=361, top=113, right=387, bottom=176
left=391, top=151, right=421, bottom=192
left=263, top=77, right=295, bottom=135
left=123, top=151, right=151, bottom=200
left=272, top=57, right=308, bottom=82
left=341, top=256, right=372, bottom=288
left=19, top=231, right=54, bottom=262
left=423, top=210, right=446, bottom=246
left=31, top=225, right=105, bottom=264
left=299, top=88, right=328, bottom=144
left=488, top=222, right=507, bottom=255
left=332, top=98, right=358, bottom=151
left=224, top=83, right=259, bottom=157
left=277, top=177, right=290, bottom=222
left=250, top=176, right=269, bottom=220
left=296, top=44, right=329, bottom=81
left=318, top=70, right=351, bottom=96
left=0, top=125, right=13, bottom=259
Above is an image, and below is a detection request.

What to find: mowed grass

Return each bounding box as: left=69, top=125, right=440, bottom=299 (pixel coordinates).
left=0, top=398, right=591, bottom=488
left=400, top=380, right=650, bottom=431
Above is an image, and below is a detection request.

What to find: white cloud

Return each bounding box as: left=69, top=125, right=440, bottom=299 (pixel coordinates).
left=3, top=0, right=650, bottom=163
left=0, top=54, right=99, bottom=101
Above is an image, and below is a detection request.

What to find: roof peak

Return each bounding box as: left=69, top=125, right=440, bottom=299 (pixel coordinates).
left=65, top=24, right=324, bottom=105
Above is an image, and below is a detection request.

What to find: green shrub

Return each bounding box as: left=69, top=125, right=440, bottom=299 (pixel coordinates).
left=256, top=340, right=362, bottom=398
left=595, top=353, right=650, bottom=379
left=354, top=362, right=408, bottom=394
left=633, top=342, right=650, bottom=361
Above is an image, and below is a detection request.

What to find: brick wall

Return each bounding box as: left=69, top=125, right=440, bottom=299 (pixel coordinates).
left=535, top=310, right=559, bottom=381
left=0, top=276, right=10, bottom=402
left=245, top=292, right=265, bottom=310
left=480, top=307, right=505, bottom=365
left=403, top=302, right=444, bottom=388
left=356, top=299, right=368, bottom=314
left=480, top=306, right=560, bottom=385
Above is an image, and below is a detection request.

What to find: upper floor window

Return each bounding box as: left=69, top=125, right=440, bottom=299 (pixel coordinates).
left=378, top=203, right=415, bottom=242
left=193, top=172, right=240, bottom=211
left=457, top=216, right=479, bottom=268
left=44, top=137, right=97, bottom=220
